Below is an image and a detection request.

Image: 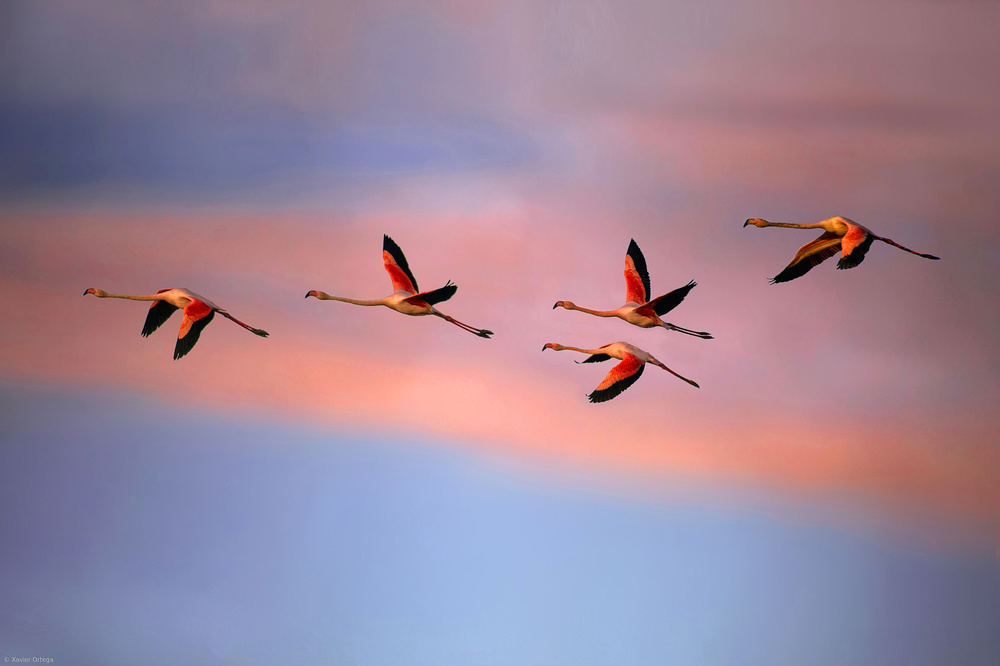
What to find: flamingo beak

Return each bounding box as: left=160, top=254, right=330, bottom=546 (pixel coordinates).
left=743, top=219, right=750, bottom=227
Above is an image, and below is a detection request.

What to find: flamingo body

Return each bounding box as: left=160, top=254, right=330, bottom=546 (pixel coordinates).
left=84, top=287, right=268, bottom=359
left=553, top=239, right=712, bottom=339
left=744, top=216, right=940, bottom=283
left=306, top=234, right=493, bottom=339
left=542, top=341, right=699, bottom=403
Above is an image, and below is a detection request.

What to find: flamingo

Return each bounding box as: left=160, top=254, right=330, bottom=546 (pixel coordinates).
left=83, top=287, right=269, bottom=359
left=553, top=239, right=712, bottom=339
left=743, top=216, right=941, bottom=283
left=305, top=235, right=493, bottom=339
left=542, top=341, right=699, bottom=403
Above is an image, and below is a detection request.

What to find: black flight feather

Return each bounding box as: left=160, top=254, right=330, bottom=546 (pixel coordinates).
left=576, top=353, right=613, bottom=364
left=173, top=309, right=215, bottom=360
left=142, top=300, right=179, bottom=337
left=770, top=250, right=837, bottom=284
left=836, top=235, right=874, bottom=270
left=651, top=280, right=697, bottom=316
left=416, top=281, right=458, bottom=306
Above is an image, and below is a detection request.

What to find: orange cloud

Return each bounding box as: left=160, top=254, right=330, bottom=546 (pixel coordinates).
left=2, top=209, right=997, bottom=552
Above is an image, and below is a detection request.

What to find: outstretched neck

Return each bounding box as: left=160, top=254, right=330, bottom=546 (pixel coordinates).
left=555, top=344, right=600, bottom=355
left=316, top=293, right=387, bottom=306
left=96, top=292, right=161, bottom=301
left=565, top=304, right=616, bottom=317
left=758, top=222, right=823, bottom=229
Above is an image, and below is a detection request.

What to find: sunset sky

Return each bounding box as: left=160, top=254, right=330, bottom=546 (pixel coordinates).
left=2, top=1, right=999, bottom=663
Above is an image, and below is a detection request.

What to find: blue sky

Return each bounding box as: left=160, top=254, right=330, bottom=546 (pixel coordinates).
left=0, top=101, right=538, bottom=199
left=2, top=383, right=998, bottom=664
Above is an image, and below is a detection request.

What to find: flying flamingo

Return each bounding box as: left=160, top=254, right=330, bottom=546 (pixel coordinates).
left=553, top=239, right=712, bottom=339
left=743, top=216, right=941, bottom=283
left=305, top=235, right=494, bottom=339
left=83, top=287, right=269, bottom=359
left=542, top=341, right=699, bottom=403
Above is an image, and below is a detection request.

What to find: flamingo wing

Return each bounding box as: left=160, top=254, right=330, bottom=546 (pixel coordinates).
left=636, top=280, right=697, bottom=317
left=577, top=353, right=613, bottom=364
left=625, top=239, right=651, bottom=304
left=404, top=281, right=457, bottom=307
left=587, top=353, right=645, bottom=403
left=837, top=228, right=874, bottom=270
left=383, top=234, right=419, bottom=294
left=771, top=232, right=843, bottom=284
left=142, top=297, right=179, bottom=337
left=173, top=300, right=215, bottom=360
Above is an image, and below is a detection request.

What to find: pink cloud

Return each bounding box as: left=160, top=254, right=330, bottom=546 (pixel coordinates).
left=2, top=209, right=998, bottom=547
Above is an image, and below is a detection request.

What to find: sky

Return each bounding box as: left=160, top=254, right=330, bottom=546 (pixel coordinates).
left=2, top=0, right=999, bottom=663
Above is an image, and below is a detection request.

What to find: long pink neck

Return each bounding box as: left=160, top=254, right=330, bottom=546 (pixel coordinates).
left=565, top=304, right=616, bottom=317
left=97, top=292, right=163, bottom=301
left=318, top=294, right=388, bottom=306
left=555, top=344, right=603, bottom=355
left=760, top=222, right=824, bottom=230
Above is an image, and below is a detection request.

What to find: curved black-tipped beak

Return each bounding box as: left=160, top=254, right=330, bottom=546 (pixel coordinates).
left=83, top=289, right=88, bottom=295
left=551, top=303, right=558, bottom=309
left=541, top=344, right=548, bottom=351
left=304, top=292, right=311, bottom=298
left=743, top=219, right=750, bottom=227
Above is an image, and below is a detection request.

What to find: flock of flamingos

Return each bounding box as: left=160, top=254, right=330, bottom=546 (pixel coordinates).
left=84, top=216, right=940, bottom=403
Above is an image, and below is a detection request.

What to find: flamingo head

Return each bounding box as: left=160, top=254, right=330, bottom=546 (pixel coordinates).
left=83, top=288, right=106, bottom=297
left=542, top=342, right=564, bottom=352
left=744, top=218, right=769, bottom=228
left=552, top=300, right=572, bottom=310
left=304, top=290, right=322, bottom=299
